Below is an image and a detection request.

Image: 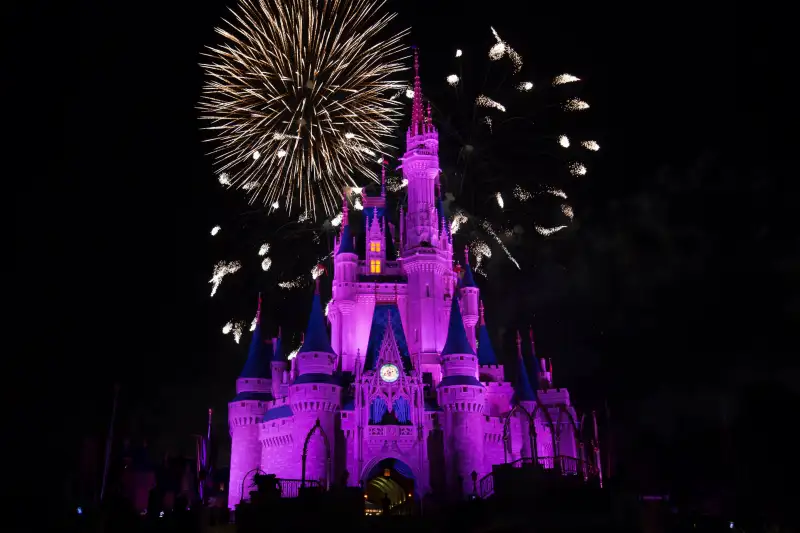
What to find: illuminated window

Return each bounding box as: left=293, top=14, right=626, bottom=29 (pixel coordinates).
left=370, top=241, right=381, bottom=253
left=370, top=260, right=381, bottom=273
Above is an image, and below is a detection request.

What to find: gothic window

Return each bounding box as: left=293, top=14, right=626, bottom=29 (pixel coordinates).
left=425, top=284, right=430, bottom=297
left=370, top=241, right=381, bottom=253
left=370, top=260, right=381, bottom=274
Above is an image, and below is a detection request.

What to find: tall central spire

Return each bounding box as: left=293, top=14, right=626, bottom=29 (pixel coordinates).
left=412, top=46, right=424, bottom=135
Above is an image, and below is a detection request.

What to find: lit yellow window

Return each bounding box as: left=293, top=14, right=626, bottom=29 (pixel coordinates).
left=370, top=241, right=381, bottom=253
left=370, top=260, right=381, bottom=274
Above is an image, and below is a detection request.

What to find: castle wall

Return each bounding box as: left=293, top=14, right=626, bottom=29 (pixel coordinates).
left=228, top=406, right=264, bottom=508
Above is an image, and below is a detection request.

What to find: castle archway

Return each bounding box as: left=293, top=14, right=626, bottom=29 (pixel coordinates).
left=361, top=457, right=416, bottom=511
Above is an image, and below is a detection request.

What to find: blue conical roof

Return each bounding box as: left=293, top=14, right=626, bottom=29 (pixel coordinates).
left=299, top=289, right=334, bottom=354
left=460, top=258, right=476, bottom=288
left=477, top=324, right=498, bottom=365
left=513, top=353, right=536, bottom=403
left=363, top=303, right=412, bottom=370
left=441, top=293, right=475, bottom=356
left=272, top=335, right=284, bottom=361
left=337, top=223, right=355, bottom=255
left=240, top=300, right=273, bottom=378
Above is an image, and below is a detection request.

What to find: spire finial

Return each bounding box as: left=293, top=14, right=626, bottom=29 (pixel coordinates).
left=412, top=46, right=423, bottom=134
left=381, top=158, right=387, bottom=196
left=256, top=292, right=262, bottom=324
left=480, top=300, right=485, bottom=326
left=315, top=277, right=320, bottom=295
left=342, top=192, right=349, bottom=226
left=464, top=245, right=470, bottom=265
left=529, top=326, right=536, bottom=357
left=278, top=325, right=282, bottom=338
left=515, top=330, right=522, bottom=356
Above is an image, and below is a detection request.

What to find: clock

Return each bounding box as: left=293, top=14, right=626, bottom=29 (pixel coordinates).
left=379, top=363, right=400, bottom=383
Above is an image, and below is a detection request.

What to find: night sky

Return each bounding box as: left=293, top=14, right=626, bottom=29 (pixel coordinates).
left=24, top=0, right=794, bottom=501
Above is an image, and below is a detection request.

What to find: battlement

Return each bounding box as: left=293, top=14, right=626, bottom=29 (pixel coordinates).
left=537, top=387, right=571, bottom=406
left=438, top=384, right=485, bottom=414
left=482, top=380, right=513, bottom=392
left=442, top=353, right=479, bottom=376
left=264, top=395, right=292, bottom=411
left=479, top=365, right=506, bottom=383
left=235, top=376, right=271, bottom=395
left=295, top=351, right=336, bottom=375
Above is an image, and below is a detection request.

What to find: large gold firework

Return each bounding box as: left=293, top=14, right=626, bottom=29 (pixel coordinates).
left=199, top=0, right=408, bottom=218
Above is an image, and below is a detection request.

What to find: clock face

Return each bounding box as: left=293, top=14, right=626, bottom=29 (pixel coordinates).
left=379, top=364, right=400, bottom=383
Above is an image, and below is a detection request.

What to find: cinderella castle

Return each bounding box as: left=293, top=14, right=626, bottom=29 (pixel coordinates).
left=227, top=50, right=601, bottom=510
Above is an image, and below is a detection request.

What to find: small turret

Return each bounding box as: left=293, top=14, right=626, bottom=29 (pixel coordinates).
left=235, top=294, right=274, bottom=400
left=438, top=293, right=485, bottom=498
left=529, top=328, right=552, bottom=389
left=271, top=327, right=289, bottom=398
left=476, top=301, right=503, bottom=382
left=459, top=247, right=479, bottom=352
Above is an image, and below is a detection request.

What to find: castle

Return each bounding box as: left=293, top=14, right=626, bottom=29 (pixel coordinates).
left=227, top=50, right=599, bottom=510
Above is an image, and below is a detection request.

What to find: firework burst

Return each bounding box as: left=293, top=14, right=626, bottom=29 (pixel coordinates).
left=422, top=28, right=601, bottom=274
left=199, top=0, right=409, bottom=219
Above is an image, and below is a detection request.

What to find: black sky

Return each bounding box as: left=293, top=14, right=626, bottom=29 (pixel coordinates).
left=21, top=0, right=795, bottom=494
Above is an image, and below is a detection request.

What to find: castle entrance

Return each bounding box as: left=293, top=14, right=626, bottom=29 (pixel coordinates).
left=362, top=458, right=415, bottom=515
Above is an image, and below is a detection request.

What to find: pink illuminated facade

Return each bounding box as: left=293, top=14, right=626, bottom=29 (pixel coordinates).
left=228, top=50, right=598, bottom=509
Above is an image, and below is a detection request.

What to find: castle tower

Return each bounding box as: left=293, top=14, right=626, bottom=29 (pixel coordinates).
left=437, top=293, right=485, bottom=498
left=290, top=281, right=342, bottom=487
left=228, top=295, right=273, bottom=509
left=270, top=329, right=289, bottom=399
left=402, top=48, right=452, bottom=370
left=331, top=195, right=357, bottom=367
left=476, top=301, right=503, bottom=382
left=513, top=331, right=537, bottom=462
left=459, top=247, right=480, bottom=352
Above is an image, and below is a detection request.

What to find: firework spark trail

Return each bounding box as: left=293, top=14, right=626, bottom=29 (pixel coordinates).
left=569, top=162, right=587, bottom=176
left=450, top=211, right=468, bottom=234
left=446, top=74, right=459, bottom=86
left=209, top=260, right=241, bottom=296
left=476, top=95, right=506, bottom=112
left=581, top=140, right=600, bottom=151
left=558, top=135, right=570, bottom=148
left=489, top=27, right=522, bottom=73
left=495, top=192, right=504, bottom=208
left=261, top=257, right=272, bottom=271
left=278, top=276, right=305, bottom=289
left=561, top=204, right=574, bottom=220
left=513, top=185, right=532, bottom=202
left=535, top=225, right=567, bottom=236
left=258, top=243, right=270, bottom=256
left=211, top=225, right=221, bottom=236
left=199, top=0, right=410, bottom=219
left=481, top=220, right=520, bottom=269
left=553, top=73, right=580, bottom=86
left=564, top=98, right=590, bottom=111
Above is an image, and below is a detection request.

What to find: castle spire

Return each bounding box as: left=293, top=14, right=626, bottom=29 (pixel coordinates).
left=336, top=193, right=355, bottom=255
left=460, top=246, right=476, bottom=288
left=299, top=284, right=334, bottom=354
left=411, top=46, right=424, bottom=135
left=240, top=293, right=272, bottom=378
left=476, top=301, right=497, bottom=365
left=514, top=331, right=536, bottom=402
left=441, top=292, right=475, bottom=356
left=381, top=158, right=387, bottom=197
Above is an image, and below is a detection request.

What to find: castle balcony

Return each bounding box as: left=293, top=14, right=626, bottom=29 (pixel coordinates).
left=366, top=425, right=416, bottom=438
left=478, top=456, right=600, bottom=499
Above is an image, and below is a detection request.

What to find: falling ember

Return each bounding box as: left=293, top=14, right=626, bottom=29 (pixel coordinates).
left=258, top=243, right=270, bottom=256
left=558, top=135, right=570, bottom=148
left=450, top=211, right=468, bottom=234
left=278, top=276, right=305, bottom=289
left=489, top=41, right=506, bottom=60
left=535, top=225, right=568, bottom=236
left=455, top=49, right=463, bottom=58
left=495, top=192, right=504, bottom=208
left=488, top=27, right=522, bottom=72
left=261, top=257, right=272, bottom=271
left=353, top=198, right=363, bottom=211
left=406, top=88, right=414, bottom=99
left=581, top=140, right=600, bottom=151
left=387, top=177, right=408, bottom=192
left=209, top=260, right=241, bottom=297
left=271, top=200, right=279, bottom=209
left=547, top=187, right=568, bottom=199
left=287, top=346, right=300, bottom=360
left=311, top=264, right=325, bottom=279
left=232, top=322, right=245, bottom=343
left=476, top=95, right=506, bottom=112
left=517, top=81, right=534, bottom=91
left=250, top=316, right=257, bottom=331
left=553, top=73, right=581, bottom=86
left=276, top=149, right=287, bottom=158
left=561, top=204, right=574, bottom=220
left=210, top=225, right=221, bottom=236
left=242, top=182, right=257, bottom=191
left=569, top=162, right=587, bottom=176
left=446, top=74, right=459, bottom=86
left=218, top=173, right=231, bottom=185
left=330, top=212, right=343, bottom=226
left=298, top=212, right=309, bottom=222
left=564, top=98, right=590, bottom=111
left=481, top=220, right=520, bottom=269
left=513, top=185, right=532, bottom=202
left=482, top=116, right=493, bottom=133
left=252, top=151, right=261, bottom=160
left=325, top=300, right=331, bottom=316
left=222, top=322, right=233, bottom=334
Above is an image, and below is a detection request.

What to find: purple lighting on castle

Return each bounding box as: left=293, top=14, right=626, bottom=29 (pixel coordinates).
left=227, top=48, right=599, bottom=509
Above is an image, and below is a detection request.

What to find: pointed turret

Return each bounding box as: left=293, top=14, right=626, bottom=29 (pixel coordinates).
left=336, top=194, right=356, bottom=255
left=411, top=47, right=424, bottom=135
left=270, top=327, right=289, bottom=398
left=239, top=294, right=273, bottom=380
left=460, top=247, right=477, bottom=288
left=299, top=280, right=335, bottom=355
left=441, top=292, right=475, bottom=356
left=476, top=302, right=498, bottom=366
left=513, top=331, right=536, bottom=403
